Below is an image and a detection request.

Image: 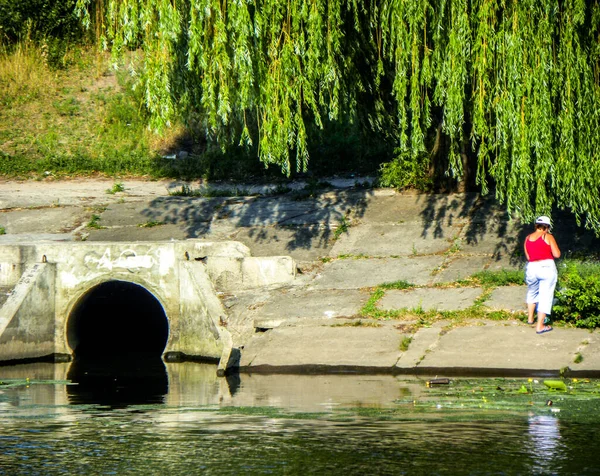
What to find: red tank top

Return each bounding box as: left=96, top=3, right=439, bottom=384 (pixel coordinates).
left=526, top=235, right=553, bottom=261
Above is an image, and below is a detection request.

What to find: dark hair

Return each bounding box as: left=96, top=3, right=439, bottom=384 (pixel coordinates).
left=535, top=224, right=549, bottom=231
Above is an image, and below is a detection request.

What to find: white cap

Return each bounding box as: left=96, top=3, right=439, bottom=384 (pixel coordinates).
left=535, top=216, right=552, bottom=227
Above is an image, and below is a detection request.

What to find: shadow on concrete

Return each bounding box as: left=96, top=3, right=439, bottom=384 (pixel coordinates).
left=418, top=193, right=600, bottom=264
left=137, top=196, right=224, bottom=238
left=138, top=187, right=600, bottom=263
left=139, top=187, right=373, bottom=259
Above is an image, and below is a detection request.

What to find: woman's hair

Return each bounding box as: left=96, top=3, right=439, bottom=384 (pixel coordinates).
left=535, top=224, right=549, bottom=231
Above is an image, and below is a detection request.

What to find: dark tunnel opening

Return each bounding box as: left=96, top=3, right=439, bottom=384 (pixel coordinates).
left=67, top=280, right=169, bottom=359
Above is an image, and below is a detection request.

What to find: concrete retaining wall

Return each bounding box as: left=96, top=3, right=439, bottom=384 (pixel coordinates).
left=0, top=240, right=295, bottom=366
left=0, top=263, right=55, bottom=361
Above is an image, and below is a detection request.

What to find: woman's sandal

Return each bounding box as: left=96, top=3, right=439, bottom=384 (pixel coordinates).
left=536, top=326, right=553, bottom=335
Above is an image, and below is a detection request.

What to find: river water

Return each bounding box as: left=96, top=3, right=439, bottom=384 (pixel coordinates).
left=1, top=360, right=600, bottom=475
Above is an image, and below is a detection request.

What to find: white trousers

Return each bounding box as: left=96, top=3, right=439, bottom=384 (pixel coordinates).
left=525, top=259, right=557, bottom=315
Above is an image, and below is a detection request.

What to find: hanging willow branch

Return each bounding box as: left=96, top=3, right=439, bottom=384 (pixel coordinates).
left=75, top=0, right=600, bottom=232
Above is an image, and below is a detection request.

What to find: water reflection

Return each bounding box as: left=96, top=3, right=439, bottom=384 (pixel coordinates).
left=66, top=355, right=169, bottom=408
left=528, top=414, right=565, bottom=473
left=1, top=363, right=600, bottom=474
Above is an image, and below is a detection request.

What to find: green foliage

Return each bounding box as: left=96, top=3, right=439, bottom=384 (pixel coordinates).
left=73, top=0, right=600, bottom=233
left=106, top=182, right=125, bottom=194
left=378, top=151, right=433, bottom=191
left=0, top=0, right=90, bottom=68
left=0, top=0, right=86, bottom=43
left=554, top=262, right=600, bottom=329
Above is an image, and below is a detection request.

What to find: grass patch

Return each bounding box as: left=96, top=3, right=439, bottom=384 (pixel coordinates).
left=359, top=279, right=521, bottom=326
left=138, top=220, right=164, bottom=228
left=0, top=42, right=387, bottom=181
left=86, top=214, right=103, bottom=229
left=360, top=288, right=385, bottom=317
left=445, top=237, right=462, bottom=255
left=106, top=182, right=125, bottom=194
left=574, top=353, right=584, bottom=364
left=379, top=280, right=413, bottom=290
left=399, top=336, right=412, bottom=352
left=0, top=44, right=173, bottom=179
left=470, top=269, right=524, bottom=287
left=0, top=226, right=5, bottom=235
left=331, top=320, right=382, bottom=328
left=337, top=253, right=369, bottom=260
left=333, top=215, right=350, bottom=241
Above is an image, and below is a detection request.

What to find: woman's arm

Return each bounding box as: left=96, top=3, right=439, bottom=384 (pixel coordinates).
left=524, top=235, right=530, bottom=260
left=547, top=234, right=561, bottom=258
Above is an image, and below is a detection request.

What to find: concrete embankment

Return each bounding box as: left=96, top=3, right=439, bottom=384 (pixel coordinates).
left=0, top=178, right=599, bottom=376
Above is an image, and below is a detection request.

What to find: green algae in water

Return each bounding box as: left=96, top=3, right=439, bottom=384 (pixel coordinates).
left=0, top=378, right=73, bottom=388
left=390, top=377, right=600, bottom=419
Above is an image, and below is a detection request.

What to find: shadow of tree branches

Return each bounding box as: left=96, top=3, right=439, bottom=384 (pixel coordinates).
left=139, top=188, right=373, bottom=261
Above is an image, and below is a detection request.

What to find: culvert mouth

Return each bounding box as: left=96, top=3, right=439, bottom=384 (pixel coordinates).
left=67, top=280, right=169, bottom=359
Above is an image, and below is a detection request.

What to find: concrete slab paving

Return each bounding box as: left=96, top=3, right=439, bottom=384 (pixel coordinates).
left=417, top=325, right=586, bottom=373
left=0, top=207, right=88, bottom=234
left=252, top=288, right=368, bottom=328
left=228, top=226, right=334, bottom=262
left=0, top=178, right=179, bottom=208
left=357, top=192, right=479, bottom=224
left=486, top=254, right=526, bottom=271
left=216, top=194, right=358, bottom=227
left=378, top=287, right=484, bottom=312
left=329, top=223, right=459, bottom=257
left=430, top=255, right=491, bottom=283
left=484, top=286, right=528, bottom=312
left=311, top=255, right=444, bottom=289
left=567, top=332, right=600, bottom=373
left=86, top=224, right=189, bottom=242
left=396, top=326, right=442, bottom=369
left=239, top=325, right=403, bottom=370
left=461, top=220, right=526, bottom=257
left=98, top=200, right=211, bottom=227
left=0, top=233, right=74, bottom=243
left=135, top=197, right=223, bottom=226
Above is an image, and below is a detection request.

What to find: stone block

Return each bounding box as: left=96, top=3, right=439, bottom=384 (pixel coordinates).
left=241, top=256, right=296, bottom=288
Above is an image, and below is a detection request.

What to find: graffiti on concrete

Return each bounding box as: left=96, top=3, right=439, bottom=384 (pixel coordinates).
left=84, top=249, right=156, bottom=272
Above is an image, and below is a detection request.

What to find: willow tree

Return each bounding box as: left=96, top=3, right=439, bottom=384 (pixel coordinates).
left=75, top=0, right=600, bottom=232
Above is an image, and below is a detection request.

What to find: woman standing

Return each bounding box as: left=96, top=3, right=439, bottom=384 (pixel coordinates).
left=524, top=216, right=561, bottom=334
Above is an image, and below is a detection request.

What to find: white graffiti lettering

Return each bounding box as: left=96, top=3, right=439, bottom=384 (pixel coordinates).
left=84, top=249, right=155, bottom=272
